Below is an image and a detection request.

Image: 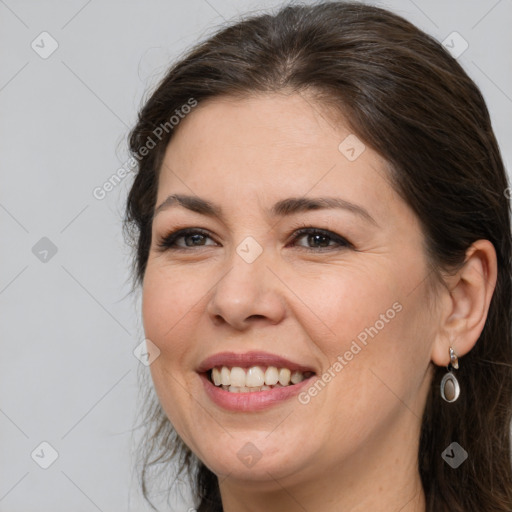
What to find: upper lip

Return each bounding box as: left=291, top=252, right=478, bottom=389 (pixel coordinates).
left=197, top=351, right=317, bottom=374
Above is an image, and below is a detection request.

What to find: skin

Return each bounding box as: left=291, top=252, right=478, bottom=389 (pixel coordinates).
left=141, top=92, right=497, bottom=512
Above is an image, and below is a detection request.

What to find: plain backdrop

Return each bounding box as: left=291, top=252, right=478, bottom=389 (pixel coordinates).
left=1, top=0, right=511, bottom=511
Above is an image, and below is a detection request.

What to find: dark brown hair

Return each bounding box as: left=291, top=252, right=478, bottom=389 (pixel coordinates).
left=125, top=2, right=512, bottom=511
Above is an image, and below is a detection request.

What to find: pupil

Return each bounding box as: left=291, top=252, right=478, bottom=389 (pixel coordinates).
left=187, top=234, right=205, bottom=246
left=309, top=233, right=330, bottom=247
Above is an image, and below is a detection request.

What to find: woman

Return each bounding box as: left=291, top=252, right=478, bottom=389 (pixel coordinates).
left=125, top=2, right=512, bottom=511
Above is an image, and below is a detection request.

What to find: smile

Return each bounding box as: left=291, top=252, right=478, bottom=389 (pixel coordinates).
left=197, top=350, right=317, bottom=410
left=209, top=365, right=315, bottom=392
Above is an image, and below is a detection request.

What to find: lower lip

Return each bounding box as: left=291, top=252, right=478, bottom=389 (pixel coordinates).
left=199, top=373, right=315, bottom=412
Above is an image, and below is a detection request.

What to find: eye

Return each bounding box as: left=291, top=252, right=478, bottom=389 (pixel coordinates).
left=156, top=226, right=352, bottom=252
left=156, top=228, right=218, bottom=251
left=288, top=227, right=352, bottom=251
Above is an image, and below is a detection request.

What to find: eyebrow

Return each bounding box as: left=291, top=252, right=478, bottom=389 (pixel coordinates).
left=153, top=194, right=378, bottom=225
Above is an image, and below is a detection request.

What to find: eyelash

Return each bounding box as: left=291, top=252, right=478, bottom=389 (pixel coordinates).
left=156, top=226, right=353, bottom=252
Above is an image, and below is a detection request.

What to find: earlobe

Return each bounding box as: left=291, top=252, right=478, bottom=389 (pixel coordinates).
left=431, top=239, right=497, bottom=366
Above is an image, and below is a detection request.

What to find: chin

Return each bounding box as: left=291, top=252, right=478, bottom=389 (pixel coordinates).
left=189, top=433, right=316, bottom=485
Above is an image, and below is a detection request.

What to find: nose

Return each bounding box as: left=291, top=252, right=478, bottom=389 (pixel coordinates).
left=206, top=252, right=286, bottom=330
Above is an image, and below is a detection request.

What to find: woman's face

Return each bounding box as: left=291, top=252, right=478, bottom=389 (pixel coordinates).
left=142, top=93, right=437, bottom=489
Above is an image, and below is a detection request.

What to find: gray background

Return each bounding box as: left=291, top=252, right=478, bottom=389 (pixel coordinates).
left=1, top=0, right=510, bottom=511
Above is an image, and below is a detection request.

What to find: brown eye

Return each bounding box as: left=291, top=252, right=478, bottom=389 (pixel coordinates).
left=157, top=228, right=217, bottom=251
left=290, top=228, right=352, bottom=250
left=183, top=233, right=208, bottom=246
left=305, top=233, right=332, bottom=248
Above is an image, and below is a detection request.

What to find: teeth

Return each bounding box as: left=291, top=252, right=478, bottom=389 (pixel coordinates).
left=220, top=366, right=230, bottom=386
left=230, top=367, right=246, bottom=387
left=278, top=368, right=291, bottom=386
left=246, top=366, right=265, bottom=387
left=210, top=365, right=312, bottom=391
left=291, top=371, right=304, bottom=384
left=212, top=367, right=222, bottom=386
left=264, top=366, right=279, bottom=385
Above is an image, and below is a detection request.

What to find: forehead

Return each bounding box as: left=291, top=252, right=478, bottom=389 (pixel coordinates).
left=157, top=93, right=398, bottom=220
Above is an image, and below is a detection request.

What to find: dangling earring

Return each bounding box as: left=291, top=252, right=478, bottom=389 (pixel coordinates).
left=440, top=347, right=460, bottom=403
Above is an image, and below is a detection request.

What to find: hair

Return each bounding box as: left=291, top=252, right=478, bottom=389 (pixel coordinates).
left=124, top=2, right=512, bottom=511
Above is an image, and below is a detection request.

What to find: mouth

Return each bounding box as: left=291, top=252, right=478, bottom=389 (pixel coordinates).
left=197, top=351, right=317, bottom=406
left=205, top=365, right=315, bottom=393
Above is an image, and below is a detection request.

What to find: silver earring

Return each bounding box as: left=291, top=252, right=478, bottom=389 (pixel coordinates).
left=440, top=347, right=460, bottom=403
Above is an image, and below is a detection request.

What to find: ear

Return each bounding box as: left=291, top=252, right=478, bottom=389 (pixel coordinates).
left=431, top=239, right=498, bottom=366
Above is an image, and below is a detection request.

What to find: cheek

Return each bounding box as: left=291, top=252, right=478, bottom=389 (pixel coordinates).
left=291, top=262, right=433, bottom=403
left=141, top=265, right=209, bottom=384
left=141, top=267, right=205, bottom=444
left=142, top=265, right=201, bottom=341
left=289, top=265, right=404, bottom=348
